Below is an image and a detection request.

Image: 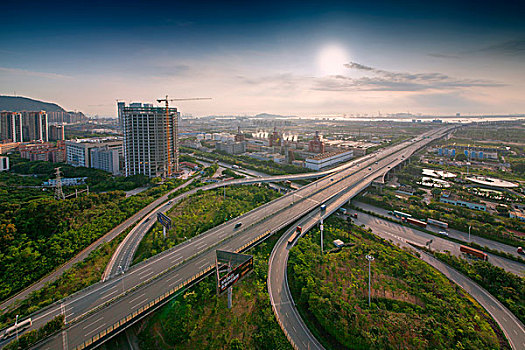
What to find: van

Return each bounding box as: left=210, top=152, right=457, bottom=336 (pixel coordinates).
left=439, top=231, right=448, bottom=236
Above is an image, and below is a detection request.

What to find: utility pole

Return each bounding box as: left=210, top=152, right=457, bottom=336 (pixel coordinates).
left=366, top=255, right=374, bottom=307
left=320, top=218, right=324, bottom=254
left=54, top=167, right=65, bottom=200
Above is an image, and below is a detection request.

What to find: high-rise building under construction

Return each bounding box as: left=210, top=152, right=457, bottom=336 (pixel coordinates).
left=120, top=102, right=179, bottom=177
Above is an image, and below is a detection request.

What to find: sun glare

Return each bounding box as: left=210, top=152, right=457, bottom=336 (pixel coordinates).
left=317, top=45, right=349, bottom=76
left=317, top=45, right=349, bottom=75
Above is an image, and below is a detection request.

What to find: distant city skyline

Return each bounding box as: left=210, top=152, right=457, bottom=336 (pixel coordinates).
left=1, top=0, right=524, bottom=117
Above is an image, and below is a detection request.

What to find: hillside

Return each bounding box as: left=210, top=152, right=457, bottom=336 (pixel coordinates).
left=0, top=95, right=66, bottom=112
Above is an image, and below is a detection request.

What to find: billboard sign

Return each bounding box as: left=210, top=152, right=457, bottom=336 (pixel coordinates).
left=216, top=250, right=253, bottom=295
left=157, top=212, right=172, bottom=229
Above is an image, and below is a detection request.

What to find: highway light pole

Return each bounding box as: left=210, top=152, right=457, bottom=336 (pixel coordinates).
left=320, top=219, right=324, bottom=254
left=366, top=255, right=374, bottom=307
left=118, top=265, right=124, bottom=294
left=468, top=225, right=471, bottom=242
left=15, top=314, right=19, bottom=341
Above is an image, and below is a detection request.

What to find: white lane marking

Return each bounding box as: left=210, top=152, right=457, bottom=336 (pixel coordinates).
left=197, top=260, right=209, bottom=269
left=138, top=270, right=155, bottom=280
left=165, top=273, right=180, bottom=283
left=101, top=289, right=119, bottom=299
left=169, top=255, right=182, bottom=262
left=195, top=241, right=207, bottom=249
left=138, top=268, right=152, bottom=276
left=85, top=322, right=107, bottom=336
left=128, top=293, right=146, bottom=304
left=83, top=317, right=104, bottom=330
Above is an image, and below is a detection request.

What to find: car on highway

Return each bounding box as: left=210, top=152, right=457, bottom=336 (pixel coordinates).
left=439, top=231, right=448, bottom=236
left=234, top=222, right=242, bottom=229
left=145, top=217, right=150, bottom=222
left=368, top=167, right=372, bottom=170
left=168, top=200, right=173, bottom=205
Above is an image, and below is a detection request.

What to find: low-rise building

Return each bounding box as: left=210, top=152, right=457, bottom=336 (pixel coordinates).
left=90, top=146, right=120, bottom=175
left=66, top=137, right=122, bottom=169
left=0, top=156, right=9, bottom=171
left=305, top=149, right=353, bottom=171
left=509, top=208, right=525, bottom=222
left=440, top=192, right=486, bottom=211
left=19, top=141, right=66, bottom=163
left=216, top=141, right=246, bottom=155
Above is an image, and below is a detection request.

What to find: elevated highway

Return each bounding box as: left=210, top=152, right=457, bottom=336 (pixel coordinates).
left=0, top=126, right=452, bottom=349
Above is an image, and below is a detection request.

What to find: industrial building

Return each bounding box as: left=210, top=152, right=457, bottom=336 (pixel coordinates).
left=216, top=140, right=246, bottom=155
left=308, top=131, right=325, bottom=153
left=440, top=192, right=486, bottom=211
left=66, top=138, right=122, bottom=172
left=120, top=102, right=179, bottom=177
left=437, top=145, right=500, bottom=160
left=305, top=149, right=353, bottom=171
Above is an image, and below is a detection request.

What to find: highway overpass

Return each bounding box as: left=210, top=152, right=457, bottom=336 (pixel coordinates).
left=0, top=126, right=453, bottom=349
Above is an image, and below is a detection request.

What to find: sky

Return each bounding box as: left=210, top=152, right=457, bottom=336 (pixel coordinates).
left=1, top=0, right=525, bottom=117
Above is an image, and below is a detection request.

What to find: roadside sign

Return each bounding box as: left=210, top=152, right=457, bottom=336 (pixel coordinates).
left=215, top=250, right=253, bottom=295
left=157, top=212, right=172, bottom=229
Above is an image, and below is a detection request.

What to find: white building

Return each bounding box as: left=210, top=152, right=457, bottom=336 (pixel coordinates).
left=305, top=150, right=354, bottom=171
left=0, top=156, right=9, bottom=171
left=91, top=147, right=120, bottom=175
left=66, top=137, right=123, bottom=169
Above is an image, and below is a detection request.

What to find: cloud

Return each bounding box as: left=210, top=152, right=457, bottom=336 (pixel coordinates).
left=312, top=62, right=504, bottom=92
left=475, top=39, right=525, bottom=57
left=0, top=67, right=70, bottom=79
left=427, top=53, right=460, bottom=59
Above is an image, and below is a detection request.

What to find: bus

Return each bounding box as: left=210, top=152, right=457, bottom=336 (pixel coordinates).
left=0, top=318, right=32, bottom=340
left=460, top=245, right=488, bottom=261
left=427, top=218, right=449, bottom=229
left=392, top=210, right=412, bottom=219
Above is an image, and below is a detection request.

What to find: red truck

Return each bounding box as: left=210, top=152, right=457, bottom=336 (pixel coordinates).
left=518, top=247, right=524, bottom=255
left=287, top=226, right=302, bottom=245
left=460, top=245, right=488, bottom=261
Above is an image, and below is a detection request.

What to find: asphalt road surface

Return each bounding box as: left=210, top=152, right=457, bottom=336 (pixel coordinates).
left=353, top=203, right=525, bottom=276
left=0, top=126, right=453, bottom=349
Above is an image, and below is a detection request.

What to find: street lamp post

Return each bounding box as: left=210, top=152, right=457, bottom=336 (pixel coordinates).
left=366, top=255, right=374, bottom=307
left=468, top=225, right=471, bottom=242
left=118, top=265, right=124, bottom=294
left=15, top=314, right=19, bottom=341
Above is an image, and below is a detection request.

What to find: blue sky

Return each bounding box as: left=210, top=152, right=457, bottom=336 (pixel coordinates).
left=1, top=0, right=524, bottom=116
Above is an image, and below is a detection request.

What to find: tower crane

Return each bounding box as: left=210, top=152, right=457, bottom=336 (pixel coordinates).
left=156, top=96, right=211, bottom=176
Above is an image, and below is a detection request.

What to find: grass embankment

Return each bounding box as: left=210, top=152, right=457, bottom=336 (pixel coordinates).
left=431, top=251, right=525, bottom=324
left=288, top=217, right=509, bottom=350
left=0, top=229, right=129, bottom=330
left=105, top=236, right=291, bottom=350
left=132, top=185, right=281, bottom=264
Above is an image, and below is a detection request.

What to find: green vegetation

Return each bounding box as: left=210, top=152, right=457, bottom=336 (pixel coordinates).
left=3, top=314, right=64, bottom=350
left=0, top=228, right=128, bottom=329
left=130, top=237, right=290, bottom=350
left=8, top=154, right=151, bottom=193
left=288, top=217, right=507, bottom=349
left=133, top=185, right=281, bottom=264
left=0, top=177, right=184, bottom=303
left=183, top=147, right=311, bottom=176
left=357, top=161, right=524, bottom=246
left=432, top=251, right=525, bottom=324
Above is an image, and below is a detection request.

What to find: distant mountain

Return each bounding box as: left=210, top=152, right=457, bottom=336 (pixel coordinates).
left=254, top=113, right=298, bottom=119
left=0, top=95, right=66, bottom=113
